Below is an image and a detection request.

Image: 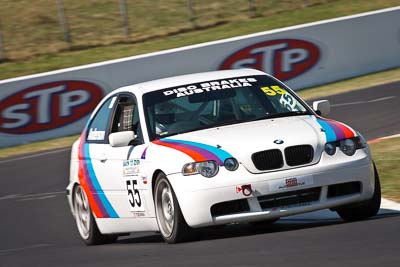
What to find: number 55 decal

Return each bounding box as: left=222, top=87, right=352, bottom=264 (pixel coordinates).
left=126, top=179, right=145, bottom=211
left=261, top=85, right=286, bottom=96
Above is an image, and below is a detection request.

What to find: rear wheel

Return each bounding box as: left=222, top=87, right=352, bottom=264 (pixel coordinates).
left=73, top=185, right=117, bottom=245
left=154, top=173, right=192, bottom=243
left=336, top=164, right=381, bottom=222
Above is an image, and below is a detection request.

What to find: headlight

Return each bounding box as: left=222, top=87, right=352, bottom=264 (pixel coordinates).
left=324, top=136, right=364, bottom=156
left=324, top=142, right=336, bottom=155
left=356, top=132, right=367, bottom=148
left=182, top=160, right=219, bottom=178
left=224, top=158, right=239, bottom=171
left=340, top=138, right=356, bottom=156
left=182, top=162, right=197, bottom=176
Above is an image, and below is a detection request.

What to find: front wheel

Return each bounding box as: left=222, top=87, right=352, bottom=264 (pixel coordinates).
left=154, top=173, right=192, bottom=243
left=336, top=164, right=381, bottom=222
left=73, top=185, right=117, bottom=245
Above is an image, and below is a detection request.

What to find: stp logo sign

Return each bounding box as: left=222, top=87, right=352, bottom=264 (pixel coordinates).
left=220, top=39, right=320, bottom=81
left=0, top=81, right=103, bottom=134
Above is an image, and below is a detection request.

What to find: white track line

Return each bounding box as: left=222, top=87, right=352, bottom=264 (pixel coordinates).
left=380, top=133, right=400, bottom=140
left=0, top=191, right=64, bottom=201
left=17, top=195, right=57, bottom=201
left=368, top=133, right=400, bottom=144
left=0, top=244, right=52, bottom=254
left=331, top=96, right=396, bottom=107
left=381, top=198, right=400, bottom=210
left=0, top=148, right=70, bottom=164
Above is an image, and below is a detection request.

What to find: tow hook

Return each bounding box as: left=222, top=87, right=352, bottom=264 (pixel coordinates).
left=236, top=184, right=253, bottom=196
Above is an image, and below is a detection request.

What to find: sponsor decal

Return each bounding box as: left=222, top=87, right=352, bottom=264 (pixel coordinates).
left=280, top=177, right=303, bottom=189
left=220, top=39, right=320, bottom=81
left=260, top=85, right=300, bottom=111
left=285, top=178, right=298, bottom=187
left=87, top=128, right=105, bottom=141
left=163, top=77, right=258, bottom=98
left=270, top=175, right=314, bottom=192
left=0, top=80, right=103, bottom=134
left=123, top=159, right=141, bottom=176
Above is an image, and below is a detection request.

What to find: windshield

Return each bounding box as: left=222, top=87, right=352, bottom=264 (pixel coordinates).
left=143, top=75, right=311, bottom=140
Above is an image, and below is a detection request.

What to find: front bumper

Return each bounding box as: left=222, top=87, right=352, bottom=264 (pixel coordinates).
left=168, top=150, right=375, bottom=227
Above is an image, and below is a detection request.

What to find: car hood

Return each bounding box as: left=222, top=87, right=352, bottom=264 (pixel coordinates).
left=157, top=115, right=332, bottom=173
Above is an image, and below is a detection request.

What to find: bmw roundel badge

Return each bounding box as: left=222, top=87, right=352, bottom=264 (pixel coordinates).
left=274, top=139, right=284, bottom=144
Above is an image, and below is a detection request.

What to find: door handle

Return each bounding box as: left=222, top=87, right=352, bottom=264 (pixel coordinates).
left=99, top=153, right=107, bottom=163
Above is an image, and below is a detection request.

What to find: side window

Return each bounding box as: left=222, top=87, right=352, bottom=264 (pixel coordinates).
left=110, top=95, right=144, bottom=145
left=87, top=97, right=116, bottom=143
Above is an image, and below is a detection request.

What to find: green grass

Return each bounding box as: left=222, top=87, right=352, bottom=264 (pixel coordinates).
left=0, top=135, right=79, bottom=159
left=1, top=0, right=400, bottom=80
left=370, top=137, right=400, bottom=202
left=297, top=67, right=400, bottom=100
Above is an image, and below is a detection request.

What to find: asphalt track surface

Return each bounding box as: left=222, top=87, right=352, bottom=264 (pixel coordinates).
left=1, top=82, right=399, bottom=267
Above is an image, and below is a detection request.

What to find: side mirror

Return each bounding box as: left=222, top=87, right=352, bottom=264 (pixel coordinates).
left=313, top=100, right=330, bottom=116
left=109, top=131, right=135, bottom=147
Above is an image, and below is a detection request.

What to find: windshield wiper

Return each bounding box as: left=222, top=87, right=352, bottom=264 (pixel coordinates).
left=252, top=111, right=311, bottom=121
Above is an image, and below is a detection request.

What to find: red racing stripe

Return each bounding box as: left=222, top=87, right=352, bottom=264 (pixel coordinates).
left=153, top=140, right=208, bottom=162
left=77, top=134, right=106, bottom=218
left=325, top=119, right=354, bottom=139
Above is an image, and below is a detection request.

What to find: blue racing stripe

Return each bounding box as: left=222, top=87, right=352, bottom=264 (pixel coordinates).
left=84, top=143, right=119, bottom=218
left=317, top=119, right=336, bottom=142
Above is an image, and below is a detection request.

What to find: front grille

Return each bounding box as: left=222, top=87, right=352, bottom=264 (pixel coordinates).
left=327, top=182, right=361, bottom=198
left=258, top=187, right=321, bottom=210
left=285, top=145, right=314, bottom=166
left=252, top=149, right=284, bottom=171
left=210, top=199, right=250, bottom=217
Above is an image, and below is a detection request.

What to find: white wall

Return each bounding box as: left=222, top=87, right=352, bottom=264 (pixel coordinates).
left=1, top=7, right=399, bottom=147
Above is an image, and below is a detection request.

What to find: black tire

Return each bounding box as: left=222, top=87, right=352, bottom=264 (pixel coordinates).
left=336, top=164, right=381, bottom=222
left=73, top=185, right=118, bottom=245
left=154, top=173, right=192, bottom=243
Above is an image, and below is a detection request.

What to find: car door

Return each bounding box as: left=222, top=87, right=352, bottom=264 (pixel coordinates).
left=90, top=93, right=152, bottom=219
left=82, top=95, right=122, bottom=219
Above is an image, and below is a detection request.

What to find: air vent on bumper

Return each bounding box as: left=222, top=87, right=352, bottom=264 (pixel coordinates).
left=258, top=187, right=321, bottom=210
left=211, top=199, right=250, bottom=217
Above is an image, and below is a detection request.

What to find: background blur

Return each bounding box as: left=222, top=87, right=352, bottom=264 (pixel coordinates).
left=1, top=2, right=400, bottom=266
left=1, top=0, right=399, bottom=81
left=0, top=0, right=398, bottom=61
left=0, top=0, right=327, bottom=60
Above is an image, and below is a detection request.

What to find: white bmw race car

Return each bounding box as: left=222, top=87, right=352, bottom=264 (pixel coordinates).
left=67, top=69, right=381, bottom=244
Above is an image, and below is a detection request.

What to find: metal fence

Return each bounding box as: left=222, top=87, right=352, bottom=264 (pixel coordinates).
left=0, top=0, right=328, bottom=61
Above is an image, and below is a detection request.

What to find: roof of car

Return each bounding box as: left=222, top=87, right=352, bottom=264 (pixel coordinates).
left=114, top=68, right=267, bottom=95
